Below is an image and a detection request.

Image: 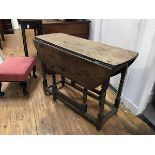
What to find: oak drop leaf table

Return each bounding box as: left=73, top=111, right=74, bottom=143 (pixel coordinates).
left=34, top=33, right=138, bottom=130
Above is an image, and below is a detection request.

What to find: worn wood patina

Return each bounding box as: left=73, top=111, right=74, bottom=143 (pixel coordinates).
left=34, top=33, right=138, bottom=130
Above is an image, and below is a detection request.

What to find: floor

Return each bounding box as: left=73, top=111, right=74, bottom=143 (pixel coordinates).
left=142, top=84, right=155, bottom=128
left=0, top=29, right=154, bottom=135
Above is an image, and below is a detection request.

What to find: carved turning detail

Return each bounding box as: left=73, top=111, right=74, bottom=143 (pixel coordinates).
left=34, top=33, right=138, bottom=130
left=81, top=88, right=87, bottom=113
left=97, top=78, right=110, bottom=130
left=41, top=61, right=48, bottom=94
left=114, top=65, right=128, bottom=109
left=52, top=72, right=57, bottom=101
left=61, top=76, right=65, bottom=86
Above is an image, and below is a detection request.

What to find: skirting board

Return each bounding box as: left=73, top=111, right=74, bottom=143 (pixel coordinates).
left=109, top=84, right=138, bottom=115
left=121, top=95, right=138, bottom=115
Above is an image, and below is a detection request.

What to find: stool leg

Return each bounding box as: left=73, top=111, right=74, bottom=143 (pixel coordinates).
left=21, top=81, right=29, bottom=96
left=0, top=82, right=5, bottom=96
left=33, top=65, right=37, bottom=78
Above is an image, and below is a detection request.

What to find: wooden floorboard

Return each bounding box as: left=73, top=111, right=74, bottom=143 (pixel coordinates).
left=0, top=29, right=154, bottom=135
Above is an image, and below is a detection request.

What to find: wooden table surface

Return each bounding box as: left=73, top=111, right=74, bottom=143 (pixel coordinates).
left=36, top=33, right=138, bottom=66
left=35, top=33, right=139, bottom=130
left=0, top=29, right=153, bottom=134
left=42, top=19, right=87, bottom=24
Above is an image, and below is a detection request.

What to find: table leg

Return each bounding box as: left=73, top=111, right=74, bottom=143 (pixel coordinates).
left=1, top=33, right=5, bottom=41
left=21, top=81, right=29, bottom=96
left=21, top=28, right=28, bottom=56
left=61, top=76, right=65, bottom=86
left=97, top=78, right=110, bottom=130
left=34, top=29, right=37, bottom=36
left=52, top=72, right=57, bottom=101
left=114, top=65, right=128, bottom=109
left=0, top=20, right=5, bottom=41
left=33, top=65, right=37, bottom=78
left=81, top=88, right=87, bottom=113
left=41, top=62, right=48, bottom=94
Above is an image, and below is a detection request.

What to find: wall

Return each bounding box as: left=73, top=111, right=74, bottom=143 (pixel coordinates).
left=11, top=19, right=19, bottom=29
left=89, top=19, right=155, bottom=115
left=89, top=19, right=102, bottom=41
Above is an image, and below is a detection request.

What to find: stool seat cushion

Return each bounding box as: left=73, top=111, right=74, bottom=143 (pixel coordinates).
left=0, top=56, right=35, bottom=81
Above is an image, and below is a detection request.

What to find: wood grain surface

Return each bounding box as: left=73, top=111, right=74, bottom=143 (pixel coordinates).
left=36, top=33, right=138, bottom=66
left=0, top=29, right=153, bottom=135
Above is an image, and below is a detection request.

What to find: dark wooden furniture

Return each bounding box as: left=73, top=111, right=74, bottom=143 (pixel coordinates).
left=34, top=33, right=138, bottom=130
left=0, top=19, right=14, bottom=34
left=18, top=19, right=43, bottom=56
left=0, top=20, right=5, bottom=50
left=0, top=56, right=37, bottom=96
left=42, top=19, right=90, bottom=39
left=0, top=19, right=14, bottom=50
left=18, top=19, right=90, bottom=56
left=0, top=20, right=5, bottom=42
left=0, top=39, right=2, bottom=50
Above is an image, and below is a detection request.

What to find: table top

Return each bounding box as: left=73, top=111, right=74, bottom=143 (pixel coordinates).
left=42, top=19, right=89, bottom=25
left=35, top=33, right=138, bottom=66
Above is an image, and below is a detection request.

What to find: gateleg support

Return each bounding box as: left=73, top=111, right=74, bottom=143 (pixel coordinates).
left=96, top=78, right=110, bottom=130
left=114, top=65, right=128, bottom=110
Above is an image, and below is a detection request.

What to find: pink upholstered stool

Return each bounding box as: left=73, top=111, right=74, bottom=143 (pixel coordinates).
left=0, top=56, right=37, bottom=96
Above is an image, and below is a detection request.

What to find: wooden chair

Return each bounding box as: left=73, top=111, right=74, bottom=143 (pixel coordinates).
left=0, top=50, right=37, bottom=96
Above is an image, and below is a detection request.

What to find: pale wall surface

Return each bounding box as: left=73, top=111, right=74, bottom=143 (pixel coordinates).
left=11, top=19, right=19, bottom=29
left=89, top=19, right=155, bottom=115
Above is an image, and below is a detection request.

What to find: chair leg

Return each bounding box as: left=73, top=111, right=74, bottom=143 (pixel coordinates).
left=0, top=82, right=5, bottom=96
left=33, top=65, right=37, bottom=78
left=21, top=81, right=29, bottom=96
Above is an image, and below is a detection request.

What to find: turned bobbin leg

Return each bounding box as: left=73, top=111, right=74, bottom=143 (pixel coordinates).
left=114, top=66, right=128, bottom=109
left=96, top=78, right=110, bottom=130
left=61, top=75, right=65, bottom=86
left=81, top=88, right=88, bottom=113
left=33, top=65, right=37, bottom=78
left=41, top=62, right=48, bottom=94
left=0, top=82, right=5, bottom=96
left=52, top=72, right=57, bottom=101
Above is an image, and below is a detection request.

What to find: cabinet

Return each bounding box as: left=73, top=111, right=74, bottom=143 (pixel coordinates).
left=42, top=20, right=90, bottom=39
